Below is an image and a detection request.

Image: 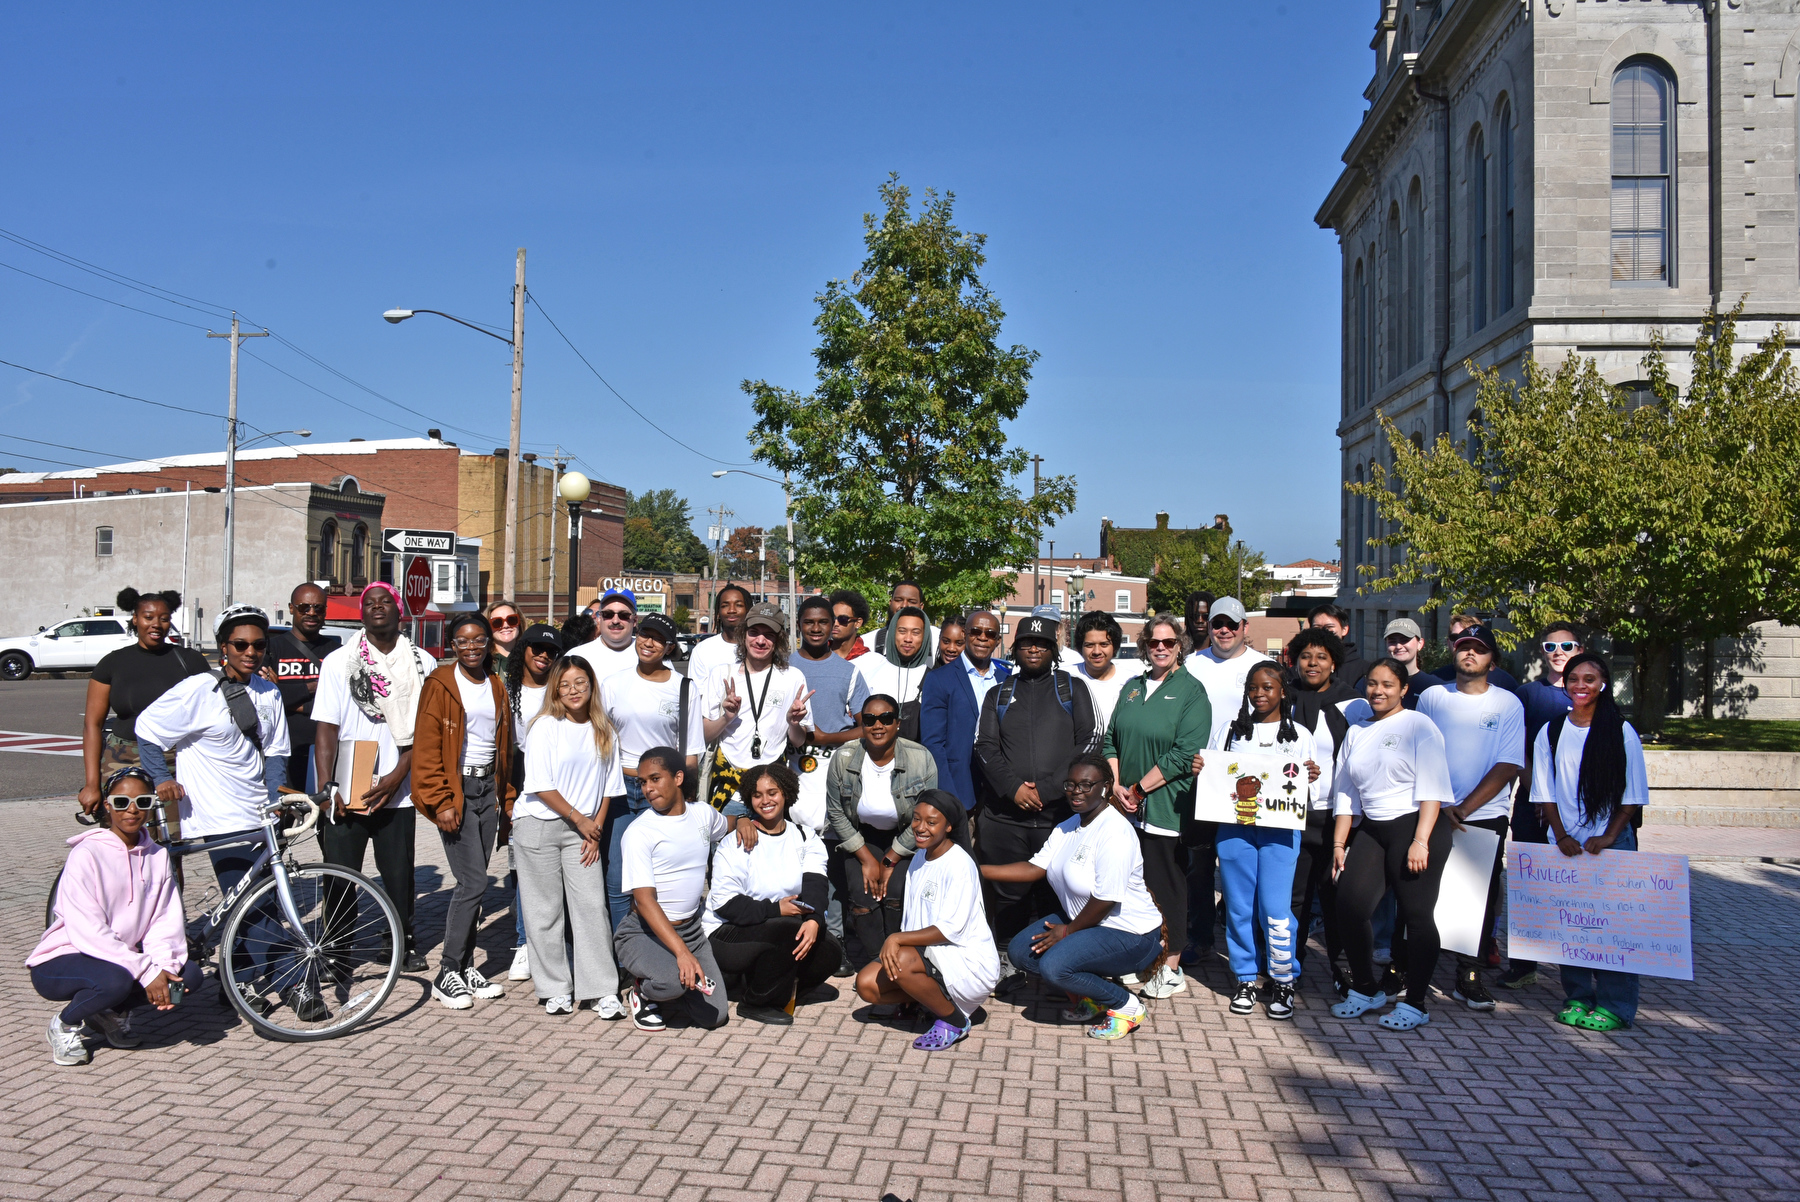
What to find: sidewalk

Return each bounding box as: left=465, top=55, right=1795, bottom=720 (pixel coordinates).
left=1639, top=824, right=1800, bottom=861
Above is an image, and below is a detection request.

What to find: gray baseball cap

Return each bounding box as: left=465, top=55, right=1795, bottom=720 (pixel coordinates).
left=1384, top=617, right=1423, bottom=641
left=1210, top=596, right=1247, bottom=625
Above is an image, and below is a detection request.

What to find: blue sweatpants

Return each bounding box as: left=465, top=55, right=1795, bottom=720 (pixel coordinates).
left=1216, top=824, right=1301, bottom=983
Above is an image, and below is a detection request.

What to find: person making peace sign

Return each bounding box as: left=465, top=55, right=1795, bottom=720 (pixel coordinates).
left=702, top=603, right=816, bottom=814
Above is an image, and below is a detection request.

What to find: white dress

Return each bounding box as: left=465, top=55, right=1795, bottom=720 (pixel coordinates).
left=901, top=843, right=1001, bottom=1016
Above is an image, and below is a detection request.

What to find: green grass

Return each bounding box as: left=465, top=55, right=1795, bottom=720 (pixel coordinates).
left=1651, top=718, right=1800, bottom=752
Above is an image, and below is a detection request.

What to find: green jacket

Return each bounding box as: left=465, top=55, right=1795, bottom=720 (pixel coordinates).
left=1103, top=669, right=1212, bottom=833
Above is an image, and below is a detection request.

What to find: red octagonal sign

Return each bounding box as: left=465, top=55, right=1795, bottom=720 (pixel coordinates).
left=403, top=555, right=432, bottom=618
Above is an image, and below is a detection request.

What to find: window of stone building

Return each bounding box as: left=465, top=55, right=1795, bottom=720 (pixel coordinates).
left=1470, top=128, right=1488, bottom=332
left=1387, top=204, right=1402, bottom=378
left=1354, top=465, right=1366, bottom=564
left=95, top=526, right=113, bottom=557
left=1362, top=244, right=1376, bottom=401
left=1611, top=62, right=1673, bottom=285
left=320, top=520, right=339, bottom=586
left=1352, top=260, right=1367, bottom=409
left=351, top=523, right=369, bottom=588
left=1498, top=99, right=1516, bottom=311
left=1406, top=179, right=1425, bottom=365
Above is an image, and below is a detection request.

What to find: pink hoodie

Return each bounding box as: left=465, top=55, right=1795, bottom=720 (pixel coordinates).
left=27, top=827, right=187, bottom=986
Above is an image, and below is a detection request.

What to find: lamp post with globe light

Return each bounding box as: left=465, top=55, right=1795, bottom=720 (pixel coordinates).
left=558, top=471, right=591, bottom=620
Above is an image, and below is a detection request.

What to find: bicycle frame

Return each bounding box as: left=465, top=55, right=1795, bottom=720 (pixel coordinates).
left=145, top=804, right=316, bottom=945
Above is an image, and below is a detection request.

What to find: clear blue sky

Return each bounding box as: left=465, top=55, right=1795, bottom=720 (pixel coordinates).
left=1, top=2, right=1371, bottom=567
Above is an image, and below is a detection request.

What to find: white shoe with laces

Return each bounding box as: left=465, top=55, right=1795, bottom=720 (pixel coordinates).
left=48, top=1016, right=89, bottom=1066
left=1139, top=965, right=1187, bottom=1000
left=432, top=969, right=474, bottom=1010
left=463, top=965, right=504, bottom=999
left=508, top=945, right=531, bottom=981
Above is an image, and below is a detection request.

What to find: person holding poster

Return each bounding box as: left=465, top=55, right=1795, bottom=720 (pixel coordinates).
left=1530, top=652, right=1650, bottom=1031
left=1198, top=663, right=1328, bottom=1020
left=1414, top=624, right=1525, bottom=1011
left=1329, top=659, right=1455, bottom=1030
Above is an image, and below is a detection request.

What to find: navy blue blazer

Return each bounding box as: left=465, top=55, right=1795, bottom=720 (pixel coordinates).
left=919, top=655, right=1012, bottom=810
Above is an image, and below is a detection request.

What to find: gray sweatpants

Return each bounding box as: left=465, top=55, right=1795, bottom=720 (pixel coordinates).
left=437, top=775, right=498, bottom=971
left=613, top=909, right=729, bottom=1029
left=512, top=815, right=618, bottom=1002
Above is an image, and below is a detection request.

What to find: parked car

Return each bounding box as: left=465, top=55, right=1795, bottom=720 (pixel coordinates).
left=0, top=616, right=136, bottom=680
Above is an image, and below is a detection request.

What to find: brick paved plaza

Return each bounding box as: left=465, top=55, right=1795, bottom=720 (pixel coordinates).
left=3, top=795, right=1795, bottom=1202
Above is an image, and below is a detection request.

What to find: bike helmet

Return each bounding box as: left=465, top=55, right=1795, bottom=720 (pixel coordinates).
left=213, top=602, right=271, bottom=640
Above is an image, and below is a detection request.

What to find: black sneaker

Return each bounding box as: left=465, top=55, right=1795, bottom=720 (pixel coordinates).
left=994, top=970, right=1029, bottom=998
left=1454, top=968, right=1497, bottom=1011
left=402, top=949, right=430, bottom=974
left=1377, top=965, right=1406, bottom=999
left=738, top=1002, right=794, bottom=1026
left=220, top=981, right=270, bottom=1016
left=832, top=954, right=857, bottom=979
left=1266, top=982, right=1297, bottom=1021
left=1497, top=963, right=1539, bottom=990
left=283, top=983, right=330, bottom=1023
left=1229, top=981, right=1258, bottom=1015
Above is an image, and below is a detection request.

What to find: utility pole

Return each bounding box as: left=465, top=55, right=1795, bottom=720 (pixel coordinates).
left=707, top=503, right=734, bottom=581
left=504, top=249, right=526, bottom=602
left=206, top=313, right=268, bottom=610
left=783, top=471, right=796, bottom=624
left=755, top=530, right=769, bottom=601
left=1031, top=454, right=1044, bottom=607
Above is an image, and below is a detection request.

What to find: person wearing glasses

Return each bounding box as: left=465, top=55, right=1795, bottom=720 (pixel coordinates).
left=919, top=609, right=1010, bottom=813
left=570, top=588, right=641, bottom=683
left=486, top=600, right=525, bottom=678
left=264, top=582, right=343, bottom=790
left=30, top=767, right=204, bottom=1066
left=825, top=694, right=939, bottom=974
left=701, top=602, right=816, bottom=814
left=828, top=589, right=873, bottom=661
left=413, top=612, right=517, bottom=1009
left=979, top=754, right=1162, bottom=1040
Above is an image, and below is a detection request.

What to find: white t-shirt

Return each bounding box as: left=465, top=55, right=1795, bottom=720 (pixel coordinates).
left=685, top=634, right=741, bottom=692
left=1208, top=712, right=1335, bottom=809
left=704, top=662, right=815, bottom=770
left=1333, top=709, right=1455, bottom=822
left=853, top=656, right=929, bottom=710
left=901, top=843, right=1002, bottom=1017
left=517, top=715, right=625, bottom=821
left=312, top=645, right=417, bottom=809
left=1074, top=663, right=1137, bottom=735
left=1028, top=806, right=1162, bottom=936
left=455, top=669, right=498, bottom=768
left=1416, top=681, right=1527, bottom=820
left=1529, top=718, right=1650, bottom=844
left=859, top=754, right=900, bottom=830
left=568, top=639, right=637, bottom=684
left=620, top=802, right=729, bottom=923
left=702, top=823, right=828, bottom=934
left=514, top=683, right=548, bottom=748
left=136, top=673, right=291, bottom=840
left=1184, top=646, right=1273, bottom=720
left=601, top=669, right=705, bottom=770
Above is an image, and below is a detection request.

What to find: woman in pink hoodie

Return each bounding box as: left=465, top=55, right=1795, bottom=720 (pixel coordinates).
left=27, top=768, right=198, bottom=1066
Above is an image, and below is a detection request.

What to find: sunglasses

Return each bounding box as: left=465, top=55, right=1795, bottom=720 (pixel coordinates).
left=292, top=603, right=326, bottom=614
left=226, top=639, right=268, bottom=652
left=1542, top=641, right=1580, bottom=653
left=599, top=609, right=634, bottom=621
left=1143, top=637, right=1181, bottom=650
left=832, top=614, right=859, bottom=625
left=490, top=615, right=522, bottom=630
left=967, top=627, right=998, bottom=639
left=107, top=794, right=158, bottom=812
left=861, top=711, right=900, bottom=726
left=452, top=637, right=490, bottom=650
left=525, top=641, right=558, bottom=654
left=1210, top=616, right=1242, bottom=630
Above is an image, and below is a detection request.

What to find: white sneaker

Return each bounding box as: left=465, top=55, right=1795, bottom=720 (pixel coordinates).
left=544, top=994, right=574, bottom=1015
left=432, top=969, right=474, bottom=1010
left=463, top=965, right=504, bottom=999
left=48, top=1016, right=89, bottom=1066
left=508, top=945, right=531, bottom=981
left=85, top=1008, right=141, bottom=1049
left=1139, top=965, right=1187, bottom=1000
left=594, top=994, right=625, bottom=1020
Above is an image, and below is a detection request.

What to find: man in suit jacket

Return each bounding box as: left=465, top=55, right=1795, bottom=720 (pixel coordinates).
left=919, top=609, right=1010, bottom=810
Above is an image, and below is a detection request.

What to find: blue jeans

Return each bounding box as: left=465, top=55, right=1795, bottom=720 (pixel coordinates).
left=1216, top=825, right=1301, bottom=983
left=1006, top=914, right=1162, bottom=1011
left=601, top=776, right=653, bottom=929
left=1559, top=825, right=1642, bottom=1025
left=32, top=954, right=204, bottom=1025
left=210, top=834, right=296, bottom=991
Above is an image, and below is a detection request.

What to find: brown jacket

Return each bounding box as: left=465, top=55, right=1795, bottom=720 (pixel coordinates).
left=412, top=664, right=518, bottom=829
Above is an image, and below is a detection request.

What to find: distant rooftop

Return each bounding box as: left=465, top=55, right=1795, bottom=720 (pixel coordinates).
left=0, top=436, right=484, bottom=485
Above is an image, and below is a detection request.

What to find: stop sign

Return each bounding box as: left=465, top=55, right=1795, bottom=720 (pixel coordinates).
left=403, top=555, right=432, bottom=618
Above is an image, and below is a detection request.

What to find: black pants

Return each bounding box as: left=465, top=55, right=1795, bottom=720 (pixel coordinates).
left=975, top=812, right=1058, bottom=949
left=842, top=824, right=908, bottom=968
left=1507, top=798, right=1548, bottom=973
left=1137, top=830, right=1186, bottom=958
left=284, top=746, right=313, bottom=791
left=1337, top=811, right=1452, bottom=1008
left=318, top=805, right=417, bottom=950
left=1291, top=808, right=1343, bottom=976
left=710, top=917, right=842, bottom=1006
left=437, top=776, right=499, bottom=970
left=1183, top=819, right=1218, bottom=950
left=32, top=954, right=205, bottom=1025
left=1457, top=815, right=1511, bottom=968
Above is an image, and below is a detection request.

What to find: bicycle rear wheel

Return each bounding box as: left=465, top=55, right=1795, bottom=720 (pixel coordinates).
left=219, top=863, right=402, bottom=1041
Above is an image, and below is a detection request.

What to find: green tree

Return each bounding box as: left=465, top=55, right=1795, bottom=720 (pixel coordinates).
left=742, top=176, right=1075, bottom=615
left=1350, top=305, right=1800, bottom=731
left=623, top=488, right=709, bottom=573
left=1109, top=522, right=1273, bottom=614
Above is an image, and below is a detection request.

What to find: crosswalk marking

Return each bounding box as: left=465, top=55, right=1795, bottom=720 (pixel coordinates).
left=0, top=730, right=82, bottom=756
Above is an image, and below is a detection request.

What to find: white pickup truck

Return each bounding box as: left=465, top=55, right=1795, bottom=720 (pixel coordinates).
left=0, top=616, right=136, bottom=680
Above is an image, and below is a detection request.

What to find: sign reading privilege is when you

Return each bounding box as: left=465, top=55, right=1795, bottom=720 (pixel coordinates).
left=1506, top=846, right=1694, bottom=980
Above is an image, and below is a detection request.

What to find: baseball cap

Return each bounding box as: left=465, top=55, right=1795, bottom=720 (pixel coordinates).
left=744, top=601, right=787, bottom=633
left=1015, top=614, right=1059, bottom=644
left=1211, top=597, right=1248, bottom=625
left=599, top=587, right=637, bottom=612
left=520, top=623, right=564, bottom=652
left=1031, top=603, right=1062, bottom=620
left=1453, top=624, right=1499, bottom=655
left=637, top=612, right=679, bottom=644
left=1384, top=617, right=1423, bottom=641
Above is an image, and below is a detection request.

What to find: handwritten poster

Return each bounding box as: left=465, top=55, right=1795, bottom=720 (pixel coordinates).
left=1433, top=825, right=1501, bottom=957
left=1192, top=748, right=1307, bottom=830
left=1505, top=846, right=1693, bottom=981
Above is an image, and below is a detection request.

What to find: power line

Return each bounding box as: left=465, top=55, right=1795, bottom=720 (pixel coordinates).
left=0, top=356, right=222, bottom=421
left=0, top=226, right=235, bottom=320
left=0, top=260, right=212, bottom=330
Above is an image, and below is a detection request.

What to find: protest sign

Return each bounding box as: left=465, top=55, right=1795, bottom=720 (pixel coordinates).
left=1433, top=824, right=1501, bottom=957
left=1506, top=845, right=1693, bottom=980
left=1192, top=747, right=1307, bottom=830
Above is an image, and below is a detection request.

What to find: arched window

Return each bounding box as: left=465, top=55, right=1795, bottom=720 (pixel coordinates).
left=1352, top=260, right=1366, bottom=410
left=1386, top=204, right=1403, bottom=378
left=1611, top=62, right=1672, bottom=285
left=1354, top=465, right=1366, bottom=563
left=1469, top=128, right=1488, bottom=332
left=1362, top=244, right=1376, bottom=402
left=351, top=523, right=369, bottom=587
left=1406, top=179, right=1425, bottom=366
left=1498, top=100, right=1516, bottom=311
left=319, top=520, right=339, bottom=585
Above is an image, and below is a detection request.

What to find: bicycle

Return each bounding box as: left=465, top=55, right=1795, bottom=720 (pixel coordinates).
left=51, top=789, right=403, bottom=1042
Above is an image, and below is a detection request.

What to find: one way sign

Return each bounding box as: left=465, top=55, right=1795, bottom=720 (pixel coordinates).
left=382, top=528, right=457, bottom=555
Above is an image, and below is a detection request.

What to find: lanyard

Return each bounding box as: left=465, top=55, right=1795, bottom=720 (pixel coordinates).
left=743, top=665, right=774, bottom=759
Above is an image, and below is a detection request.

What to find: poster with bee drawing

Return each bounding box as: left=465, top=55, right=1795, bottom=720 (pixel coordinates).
left=1192, top=748, right=1309, bottom=829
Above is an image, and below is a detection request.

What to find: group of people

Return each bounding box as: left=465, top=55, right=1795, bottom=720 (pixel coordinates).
left=31, top=575, right=1651, bottom=1066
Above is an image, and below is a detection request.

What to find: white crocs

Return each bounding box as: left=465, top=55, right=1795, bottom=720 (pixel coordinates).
left=1378, top=1002, right=1430, bottom=1030
left=1329, top=990, right=1388, bottom=1019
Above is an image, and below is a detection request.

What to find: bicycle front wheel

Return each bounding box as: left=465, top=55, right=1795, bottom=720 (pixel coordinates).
left=219, top=863, right=402, bottom=1041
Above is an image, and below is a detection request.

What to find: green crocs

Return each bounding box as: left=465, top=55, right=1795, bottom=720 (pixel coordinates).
left=1556, top=999, right=1591, bottom=1026
left=1572, top=1006, right=1627, bottom=1032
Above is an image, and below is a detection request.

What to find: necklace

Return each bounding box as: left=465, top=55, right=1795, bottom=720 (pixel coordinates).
left=743, top=664, right=774, bottom=759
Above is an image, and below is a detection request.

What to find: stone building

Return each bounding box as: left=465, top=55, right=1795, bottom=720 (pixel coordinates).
left=1316, top=0, right=1800, bottom=716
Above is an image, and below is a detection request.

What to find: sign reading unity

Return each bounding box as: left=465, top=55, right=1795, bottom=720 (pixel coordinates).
left=1506, top=845, right=1694, bottom=981
left=1192, top=748, right=1307, bottom=830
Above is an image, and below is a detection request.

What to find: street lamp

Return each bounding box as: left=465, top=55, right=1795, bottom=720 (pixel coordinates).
left=238, top=429, right=312, bottom=450
left=558, top=471, right=591, bottom=620
left=713, top=468, right=796, bottom=622
left=1067, top=564, right=1087, bottom=631
left=383, top=248, right=527, bottom=604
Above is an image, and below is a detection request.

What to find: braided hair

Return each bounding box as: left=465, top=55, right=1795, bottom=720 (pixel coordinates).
left=1561, top=651, right=1630, bottom=828
left=1226, top=661, right=1298, bottom=748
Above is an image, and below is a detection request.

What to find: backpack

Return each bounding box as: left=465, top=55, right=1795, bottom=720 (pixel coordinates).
left=995, top=669, right=1075, bottom=724
left=1543, top=713, right=1642, bottom=830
